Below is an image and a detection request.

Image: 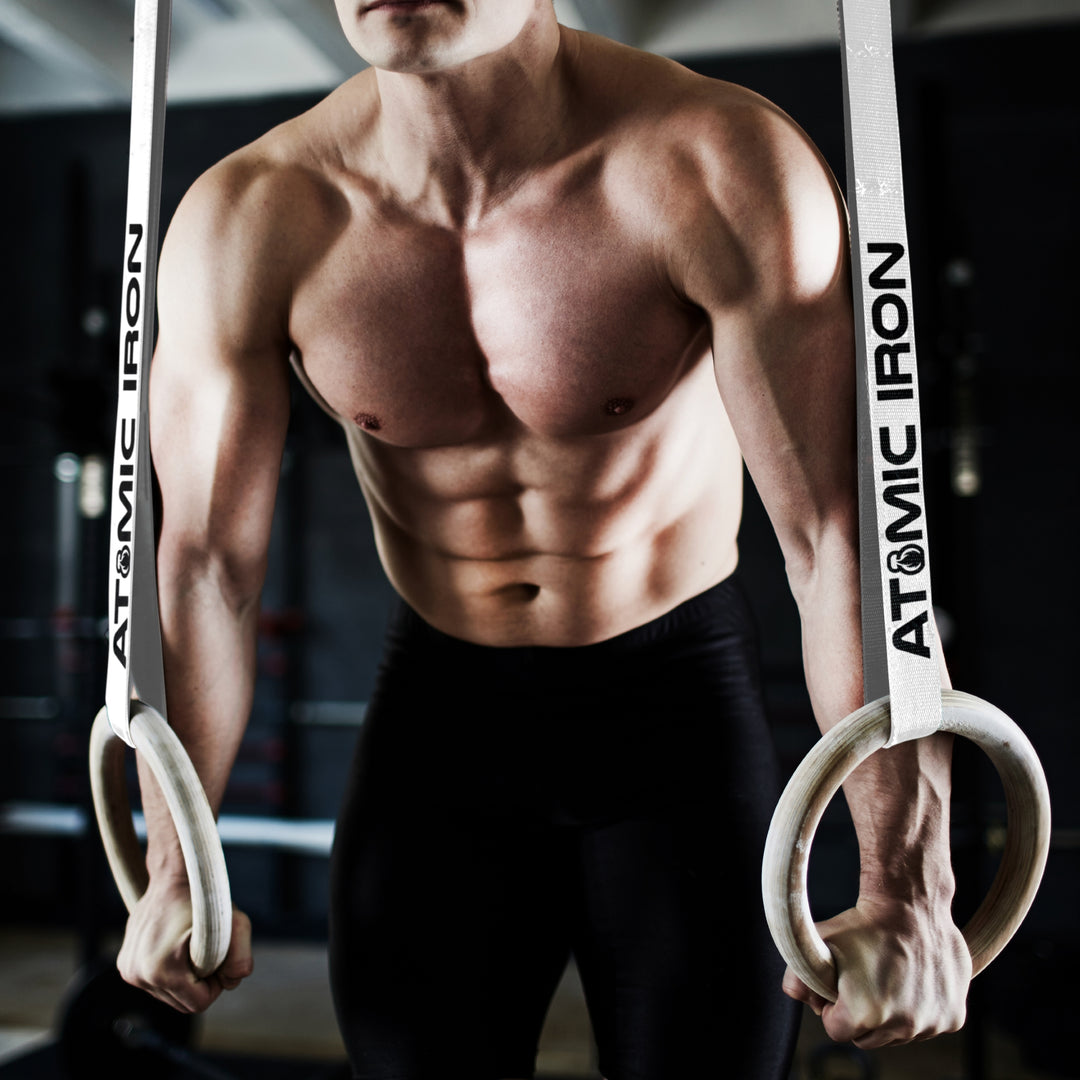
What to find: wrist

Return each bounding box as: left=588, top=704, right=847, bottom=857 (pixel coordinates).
left=144, top=865, right=193, bottom=903
left=145, top=833, right=188, bottom=884
left=859, top=862, right=955, bottom=911
left=857, top=825, right=956, bottom=912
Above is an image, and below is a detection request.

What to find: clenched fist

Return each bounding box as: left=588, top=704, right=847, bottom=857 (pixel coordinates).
left=117, top=872, right=254, bottom=1014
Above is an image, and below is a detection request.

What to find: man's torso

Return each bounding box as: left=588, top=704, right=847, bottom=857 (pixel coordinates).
left=201, top=32, right=771, bottom=645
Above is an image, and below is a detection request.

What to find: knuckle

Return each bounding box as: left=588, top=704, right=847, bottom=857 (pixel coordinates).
left=823, top=1017, right=856, bottom=1044
left=118, top=964, right=150, bottom=991
left=945, top=1010, right=966, bottom=1035
left=894, top=1020, right=919, bottom=1043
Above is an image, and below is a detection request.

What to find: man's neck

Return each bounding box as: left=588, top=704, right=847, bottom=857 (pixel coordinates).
left=371, top=13, right=573, bottom=228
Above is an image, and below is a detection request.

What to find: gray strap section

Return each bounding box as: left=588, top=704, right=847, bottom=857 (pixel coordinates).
left=105, top=0, right=172, bottom=746
left=839, top=0, right=941, bottom=745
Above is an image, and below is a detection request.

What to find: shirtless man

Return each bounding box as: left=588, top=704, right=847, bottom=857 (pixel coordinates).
left=116, top=1, right=971, bottom=1077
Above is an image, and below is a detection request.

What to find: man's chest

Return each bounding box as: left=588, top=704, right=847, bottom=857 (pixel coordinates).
left=287, top=197, right=708, bottom=448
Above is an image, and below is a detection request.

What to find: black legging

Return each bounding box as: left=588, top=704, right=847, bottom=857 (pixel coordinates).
left=328, top=575, right=801, bottom=1079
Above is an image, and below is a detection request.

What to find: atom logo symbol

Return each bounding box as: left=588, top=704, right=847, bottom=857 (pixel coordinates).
left=887, top=544, right=925, bottom=576
left=116, top=546, right=132, bottom=578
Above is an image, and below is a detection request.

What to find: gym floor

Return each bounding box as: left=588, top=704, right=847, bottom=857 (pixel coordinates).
left=0, top=925, right=1071, bottom=1080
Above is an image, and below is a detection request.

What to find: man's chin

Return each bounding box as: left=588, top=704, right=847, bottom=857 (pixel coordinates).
left=359, top=47, right=460, bottom=75
left=357, top=34, right=494, bottom=76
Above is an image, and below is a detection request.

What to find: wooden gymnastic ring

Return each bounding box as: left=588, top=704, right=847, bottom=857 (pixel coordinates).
left=89, top=702, right=232, bottom=978
left=761, top=688, right=1051, bottom=1002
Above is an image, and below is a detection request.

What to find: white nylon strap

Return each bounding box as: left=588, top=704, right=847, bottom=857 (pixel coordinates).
left=840, top=0, right=941, bottom=746
left=105, top=0, right=172, bottom=747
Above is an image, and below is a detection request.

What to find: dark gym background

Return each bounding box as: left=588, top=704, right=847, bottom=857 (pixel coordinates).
left=1, top=13, right=1078, bottom=1080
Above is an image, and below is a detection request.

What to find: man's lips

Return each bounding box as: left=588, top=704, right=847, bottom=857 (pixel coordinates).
left=363, top=0, right=445, bottom=12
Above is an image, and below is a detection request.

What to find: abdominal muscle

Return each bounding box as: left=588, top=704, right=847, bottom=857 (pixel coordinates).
left=370, top=496, right=741, bottom=648
left=343, top=366, right=745, bottom=648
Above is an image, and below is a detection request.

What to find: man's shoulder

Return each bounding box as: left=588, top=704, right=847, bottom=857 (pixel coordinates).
left=181, top=99, right=362, bottom=247
left=586, top=40, right=822, bottom=189
left=580, top=38, right=845, bottom=310
left=579, top=35, right=835, bottom=225
left=157, top=82, right=375, bottom=343
left=173, top=72, right=381, bottom=262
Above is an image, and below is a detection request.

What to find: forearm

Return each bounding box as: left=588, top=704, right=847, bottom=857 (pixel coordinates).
left=139, top=563, right=260, bottom=881
left=790, top=525, right=955, bottom=906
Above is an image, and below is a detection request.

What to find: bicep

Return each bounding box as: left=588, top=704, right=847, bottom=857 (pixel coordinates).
left=150, top=340, right=290, bottom=597
left=680, top=105, right=858, bottom=571
left=710, top=279, right=858, bottom=573
left=149, top=185, right=292, bottom=602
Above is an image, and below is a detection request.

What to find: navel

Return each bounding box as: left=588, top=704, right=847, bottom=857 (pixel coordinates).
left=498, top=582, right=541, bottom=602
left=605, top=397, right=636, bottom=417
left=353, top=411, right=382, bottom=433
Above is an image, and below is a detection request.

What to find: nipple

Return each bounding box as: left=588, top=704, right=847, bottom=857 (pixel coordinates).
left=354, top=412, right=382, bottom=432
left=605, top=397, right=635, bottom=417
